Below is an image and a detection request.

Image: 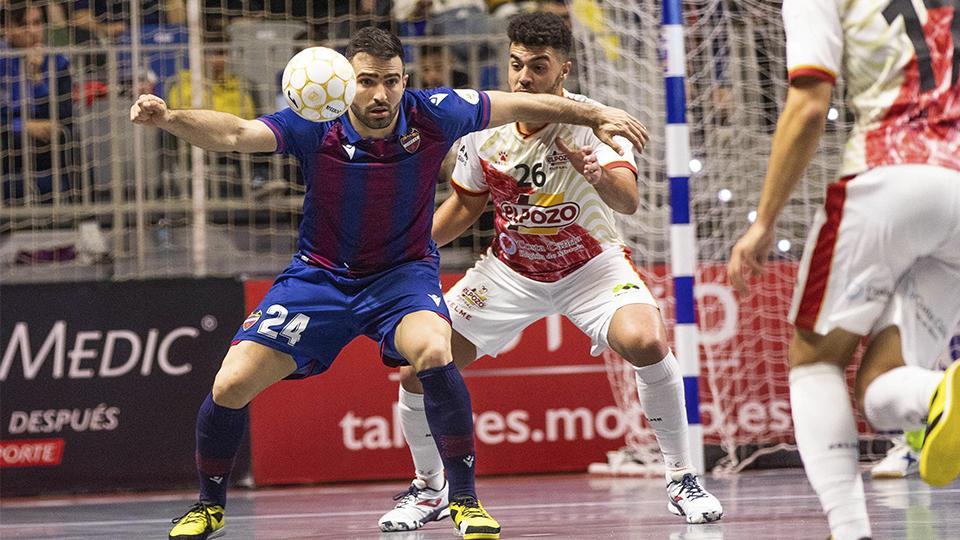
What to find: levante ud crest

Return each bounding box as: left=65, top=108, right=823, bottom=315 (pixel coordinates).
left=400, top=129, right=421, bottom=153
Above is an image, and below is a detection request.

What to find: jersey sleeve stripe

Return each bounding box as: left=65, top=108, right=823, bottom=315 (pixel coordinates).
left=788, top=65, right=837, bottom=84
left=256, top=117, right=285, bottom=154
left=450, top=177, right=490, bottom=196
left=479, top=91, right=492, bottom=130
left=603, top=160, right=638, bottom=174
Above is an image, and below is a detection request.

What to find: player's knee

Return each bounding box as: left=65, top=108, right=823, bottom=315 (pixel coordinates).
left=409, top=336, right=452, bottom=371
left=211, top=372, right=254, bottom=409
left=617, top=330, right=669, bottom=367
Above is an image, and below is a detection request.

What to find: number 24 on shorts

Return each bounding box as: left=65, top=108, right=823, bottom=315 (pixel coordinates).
left=256, top=304, right=310, bottom=346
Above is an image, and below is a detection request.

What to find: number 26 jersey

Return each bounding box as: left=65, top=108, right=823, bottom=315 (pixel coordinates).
left=450, top=90, right=638, bottom=283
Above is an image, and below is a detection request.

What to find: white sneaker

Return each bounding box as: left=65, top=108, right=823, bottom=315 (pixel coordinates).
left=666, top=472, right=723, bottom=524
left=871, top=436, right=919, bottom=479
left=378, top=479, right=450, bottom=532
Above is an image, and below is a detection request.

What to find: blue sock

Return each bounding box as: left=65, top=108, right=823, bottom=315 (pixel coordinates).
left=417, top=363, right=477, bottom=501
left=195, top=393, right=248, bottom=507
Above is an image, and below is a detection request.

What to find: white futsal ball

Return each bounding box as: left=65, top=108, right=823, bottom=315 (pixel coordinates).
left=282, top=47, right=357, bottom=122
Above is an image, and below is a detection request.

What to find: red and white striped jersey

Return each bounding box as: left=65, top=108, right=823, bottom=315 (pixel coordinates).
left=450, top=91, right=638, bottom=282
left=783, top=0, right=960, bottom=176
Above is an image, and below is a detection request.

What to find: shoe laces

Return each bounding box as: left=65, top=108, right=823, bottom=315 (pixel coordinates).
left=453, top=497, right=487, bottom=518
left=172, top=502, right=212, bottom=526
left=676, top=474, right=708, bottom=501
left=392, top=484, right=423, bottom=506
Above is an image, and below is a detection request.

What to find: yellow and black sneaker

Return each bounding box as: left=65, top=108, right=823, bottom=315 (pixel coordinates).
left=169, top=502, right=225, bottom=540
left=449, top=497, right=500, bottom=539
left=920, top=361, right=960, bottom=487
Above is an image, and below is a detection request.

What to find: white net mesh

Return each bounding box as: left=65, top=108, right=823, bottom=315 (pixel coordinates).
left=568, top=0, right=856, bottom=472
left=1, top=1, right=506, bottom=283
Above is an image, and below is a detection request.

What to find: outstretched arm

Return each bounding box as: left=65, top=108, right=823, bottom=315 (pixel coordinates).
left=129, top=94, right=277, bottom=153
left=485, top=91, right=649, bottom=155
left=728, top=78, right=833, bottom=294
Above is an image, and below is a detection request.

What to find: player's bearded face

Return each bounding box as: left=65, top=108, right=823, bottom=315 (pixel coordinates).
left=508, top=44, right=570, bottom=96
left=350, top=54, right=408, bottom=131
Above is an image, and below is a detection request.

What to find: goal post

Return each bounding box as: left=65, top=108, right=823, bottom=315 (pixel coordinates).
left=570, top=0, right=854, bottom=473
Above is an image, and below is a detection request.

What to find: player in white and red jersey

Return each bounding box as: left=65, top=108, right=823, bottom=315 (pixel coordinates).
left=377, top=13, right=723, bottom=534
left=729, top=1, right=960, bottom=538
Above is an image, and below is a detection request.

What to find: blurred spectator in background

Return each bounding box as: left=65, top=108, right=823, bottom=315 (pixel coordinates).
left=486, top=0, right=537, bottom=19
left=165, top=35, right=256, bottom=119
left=417, top=45, right=468, bottom=88
left=537, top=0, right=569, bottom=22
left=1, top=1, right=74, bottom=202
left=165, top=34, right=259, bottom=196
left=72, top=0, right=185, bottom=41
left=394, top=0, right=489, bottom=62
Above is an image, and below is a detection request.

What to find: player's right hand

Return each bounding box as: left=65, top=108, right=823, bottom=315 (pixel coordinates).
left=130, top=94, right=170, bottom=127
left=593, top=106, right=648, bottom=155
left=727, top=223, right=775, bottom=295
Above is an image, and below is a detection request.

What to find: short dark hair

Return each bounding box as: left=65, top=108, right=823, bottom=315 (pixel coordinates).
left=346, top=27, right=405, bottom=63
left=507, top=12, right=572, bottom=58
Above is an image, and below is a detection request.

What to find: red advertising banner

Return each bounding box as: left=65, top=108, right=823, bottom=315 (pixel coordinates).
left=0, top=438, right=65, bottom=468
left=246, top=264, right=960, bottom=486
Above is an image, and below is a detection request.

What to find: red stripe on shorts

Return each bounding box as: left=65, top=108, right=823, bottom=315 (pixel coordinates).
left=794, top=177, right=852, bottom=330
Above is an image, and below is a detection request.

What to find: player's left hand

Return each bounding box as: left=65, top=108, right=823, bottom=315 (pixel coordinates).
left=593, top=106, right=648, bottom=155
left=728, top=223, right=775, bottom=295
left=555, top=138, right=603, bottom=184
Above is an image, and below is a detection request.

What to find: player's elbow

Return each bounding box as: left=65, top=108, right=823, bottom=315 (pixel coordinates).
left=797, top=100, right=830, bottom=130
left=785, top=82, right=832, bottom=131
left=617, top=195, right=639, bottom=215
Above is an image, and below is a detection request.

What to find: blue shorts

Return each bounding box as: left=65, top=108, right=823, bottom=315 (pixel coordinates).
left=233, top=252, right=451, bottom=378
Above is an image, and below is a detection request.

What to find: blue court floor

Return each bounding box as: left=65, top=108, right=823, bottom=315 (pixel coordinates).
left=1, top=468, right=955, bottom=539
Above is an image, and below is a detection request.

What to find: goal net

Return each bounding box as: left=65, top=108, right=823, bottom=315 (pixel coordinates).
left=568, top=0, right=856, bottom=472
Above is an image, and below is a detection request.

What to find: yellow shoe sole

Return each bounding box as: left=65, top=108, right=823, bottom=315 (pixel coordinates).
left=463, top=534, right=500, bottom=540
left=920, top=362, right=960, bottom=487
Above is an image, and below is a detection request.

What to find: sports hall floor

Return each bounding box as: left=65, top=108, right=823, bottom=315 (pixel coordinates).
left=2, top=469, right=954, bottom=539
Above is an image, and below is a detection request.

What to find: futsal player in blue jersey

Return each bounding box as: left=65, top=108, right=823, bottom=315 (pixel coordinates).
left=131, top=27, right=647, bottom=540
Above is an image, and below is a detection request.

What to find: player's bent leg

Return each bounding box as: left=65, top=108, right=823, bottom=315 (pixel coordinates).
left=789, top=329, right=872, bottom=540
left=920, top=361, right=960, bottom=487
left=858, top=327, right=942, bottom=432
left=170, top=342, right=296, bottom=540
left=381, top=332, right=481, bottom=532
left=395, top=313, right=499, bottom=539
left=608, top=305, right=722, bottom=523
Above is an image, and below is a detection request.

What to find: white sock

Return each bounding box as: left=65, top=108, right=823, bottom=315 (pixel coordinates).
left=633, top=351, right=692, bottom=473
left=398, top=386, right=445, bottom=490
left=790, top=363, right=871, bottom=540
left=863, top=365, right=941, bottom=431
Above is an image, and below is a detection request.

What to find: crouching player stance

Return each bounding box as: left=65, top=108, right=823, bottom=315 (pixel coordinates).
left=378, top=13, right=722, bottom=534
left=131, top=26, right=648, bottom=540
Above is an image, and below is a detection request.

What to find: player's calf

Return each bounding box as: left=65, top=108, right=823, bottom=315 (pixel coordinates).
left=666, top=472, right=723, bottom=524
left=379, top=479, right=450, bottom=532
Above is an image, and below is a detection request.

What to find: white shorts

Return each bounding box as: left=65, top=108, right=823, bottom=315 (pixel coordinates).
left=789, top=164, right=960, bottom=368
left=445, top=246, right=658, bottom=358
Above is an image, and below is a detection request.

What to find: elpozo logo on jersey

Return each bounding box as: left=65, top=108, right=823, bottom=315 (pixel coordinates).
left=499, top=200, right=581, bottom=230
